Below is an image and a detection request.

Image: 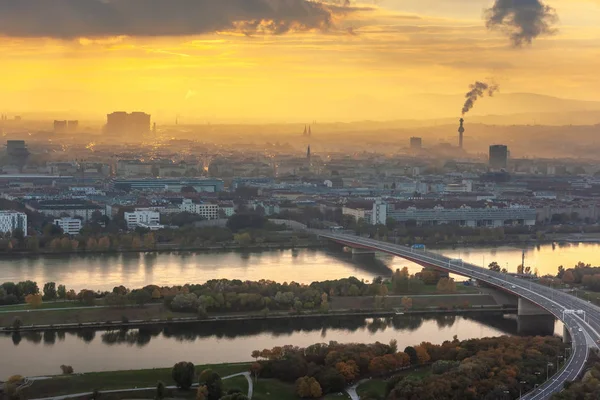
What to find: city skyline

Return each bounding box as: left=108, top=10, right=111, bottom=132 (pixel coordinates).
left=0, top=0, right=600, bottom=122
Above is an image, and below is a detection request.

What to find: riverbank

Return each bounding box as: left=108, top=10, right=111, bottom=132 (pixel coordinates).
left=0, top=298, right=514, bottom=333
left=17, top=362, right=251, bottom=399
left=0, top=240, right=323, bottom=258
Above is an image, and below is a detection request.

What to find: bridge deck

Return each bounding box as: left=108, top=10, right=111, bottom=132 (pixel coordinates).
left=318, top=231, right=600, bottom=400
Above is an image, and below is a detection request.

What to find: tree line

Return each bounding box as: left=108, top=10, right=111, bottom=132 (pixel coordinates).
left=247, top=335, right=565, bottom=399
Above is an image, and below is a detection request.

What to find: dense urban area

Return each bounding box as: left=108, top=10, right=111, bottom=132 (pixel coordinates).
left=0, top=112, right=600, bottom=400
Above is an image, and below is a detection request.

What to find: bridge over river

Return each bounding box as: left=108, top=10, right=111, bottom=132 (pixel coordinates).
left=317, top=231, right=600, bottom=400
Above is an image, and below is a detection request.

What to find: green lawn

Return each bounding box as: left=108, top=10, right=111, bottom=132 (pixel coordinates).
left=0, top=301, right=90, bottom=312
left=357, top=379, right=387, bottom=398
left=252, top=378, right=297, bottom=400
left=356, top=368, right=432, bottom=399
left=20, top=363, right=250, bottom=398
left=223, top=374, right=249, bottom=394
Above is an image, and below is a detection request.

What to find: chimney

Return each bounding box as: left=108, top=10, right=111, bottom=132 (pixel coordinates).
left=458, top=118, right=465, bottom=149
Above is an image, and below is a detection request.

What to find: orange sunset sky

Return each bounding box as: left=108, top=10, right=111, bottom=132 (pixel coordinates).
left=1, top=0, right=600, bottom=122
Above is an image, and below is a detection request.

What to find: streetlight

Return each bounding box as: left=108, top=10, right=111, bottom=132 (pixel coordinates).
left=547, top=362, right=554, bottom=380
left=519, top=380, right=527, bottom=399
left=557, top=355, right=564, bottom=369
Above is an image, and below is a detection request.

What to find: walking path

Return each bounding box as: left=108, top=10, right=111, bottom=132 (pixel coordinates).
left=30, top=371, right=253, bottom=400
left=345, top=379, right=369, bottom=400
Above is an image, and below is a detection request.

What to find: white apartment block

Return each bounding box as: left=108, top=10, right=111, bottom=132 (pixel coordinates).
left=53, top=217, right=82, bottom=235
left=0, top=211, right=27, bottom=236
left=180, top=199, right=220, bottom=220
left=124, top=210, right=161, bottom=229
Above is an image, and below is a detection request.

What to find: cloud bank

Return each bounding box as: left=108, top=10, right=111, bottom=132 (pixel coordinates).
left=0, top=0, right=365, bottom=38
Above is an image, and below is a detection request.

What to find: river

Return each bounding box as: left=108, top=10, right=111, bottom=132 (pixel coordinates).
left=1, top=242, right=599, bottom=292
left=0, top=314, right=564, bottom=377
left=1, top=244, right=586, bottom=377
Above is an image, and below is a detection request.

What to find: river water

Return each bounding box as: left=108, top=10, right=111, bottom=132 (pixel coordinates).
left=0, top=242, right=599, bottom=291
left=0, top=243, right=592, bottom=377
left=1, top=314, right=563, bottom=377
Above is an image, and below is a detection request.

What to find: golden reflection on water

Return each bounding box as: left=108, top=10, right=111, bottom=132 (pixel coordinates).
left=0, top=243, right=598, bottom=291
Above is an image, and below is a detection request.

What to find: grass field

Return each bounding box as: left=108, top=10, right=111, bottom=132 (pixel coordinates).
left=0, top=301, right=93, bottom=312
left=20, top=363, right=250, bottom=398
left=0, top=304, right=197, bottom=327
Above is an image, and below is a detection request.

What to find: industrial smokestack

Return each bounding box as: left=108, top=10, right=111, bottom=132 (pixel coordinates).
left=485, top=0, right=558, bottom=47
left=462, top=81, right=499, bottom=115
left=458, top=118, right=465, bottom=149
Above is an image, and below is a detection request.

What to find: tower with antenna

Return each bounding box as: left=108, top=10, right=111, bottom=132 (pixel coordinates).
left=458, top=118, right=465, bottom=149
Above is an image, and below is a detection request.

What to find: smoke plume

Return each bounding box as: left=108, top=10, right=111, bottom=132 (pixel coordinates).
left=0, top=0, right=365, bottom=38
left=485, top=0, right=558, bottom=47
left=462, top=81, right=499, bottom=115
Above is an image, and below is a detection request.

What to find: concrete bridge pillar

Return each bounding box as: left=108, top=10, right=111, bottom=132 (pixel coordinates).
left=517, top=298, right=555, bottom=335
left=563, top=325, right=572, bottom=344
left=351, top=248, right=376, bottom=260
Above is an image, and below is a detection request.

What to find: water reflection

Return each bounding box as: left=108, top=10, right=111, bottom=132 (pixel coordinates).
left=2, top=244, right=600, bottom=292
left=0, top=313, right=531, bottom=377
left=5, top=313, right=517, bottom=349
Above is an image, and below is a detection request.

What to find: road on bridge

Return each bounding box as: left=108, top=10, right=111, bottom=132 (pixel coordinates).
left=318, top=231, right=600, bottom=400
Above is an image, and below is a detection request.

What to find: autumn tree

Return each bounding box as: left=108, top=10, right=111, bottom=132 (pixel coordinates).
left=517, top=264, right=524, bottom=274
left=295, top=376, right=322, bottom=398
left=335, top=360, right=360, bottom=382
left=562, top=270, right=576, bottom=284
left=436, top=278, right=456, bottom=294
left=198, top=369, right=222, bottom=400
left=414, top=345, right=431, bottom=364
left=401, top=296, right=413, bottom=310
left=25, top=293, right=43, bottom=308
left=196, top=385, right=209, bottom=400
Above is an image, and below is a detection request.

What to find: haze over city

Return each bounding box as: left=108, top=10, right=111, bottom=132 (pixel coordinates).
left=3, top=2, right=600, bottom=400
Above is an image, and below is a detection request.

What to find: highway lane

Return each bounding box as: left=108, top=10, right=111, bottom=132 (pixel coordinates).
left=318, top=232, right=599, bottom=399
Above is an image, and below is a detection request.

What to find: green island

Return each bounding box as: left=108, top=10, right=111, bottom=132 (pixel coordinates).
left=2, top=335, right=580, bottom=400
left=0, top=270, right=497, bottom=331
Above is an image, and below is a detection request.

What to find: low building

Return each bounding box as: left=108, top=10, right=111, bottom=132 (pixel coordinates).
left=0, top=211, right=27, bottom=236
left=53, top=217, right=82, bottom=235
left=180, top=199, right=220, bottom=219
left=27, top=200, right=105, bottom=222
left=343, top=201, right=373, bottom=222
left=381, top=200, right=536, bottom=227
left=124, top=210, right=162, bottom=230
left=111, top=178, right=224, bottom=193
left=218, top=201, right=235, bottom=217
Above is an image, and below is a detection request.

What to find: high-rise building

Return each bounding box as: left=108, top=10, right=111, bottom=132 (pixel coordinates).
left=410, top=137, right=422, bottom=150
left=67, top=120, right=79, bottom=132
left=106, top=111, right=150, bottom=135
left=489, top=145, right=509, bottom=170
left=6, top=140, right=29, bottom=168
left=54, top=120, right=68, bottom=133
left=0, top=211, right=27, bottom=236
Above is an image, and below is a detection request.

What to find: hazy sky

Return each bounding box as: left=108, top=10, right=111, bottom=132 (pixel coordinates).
left=1, top=0, right=600, bottom=122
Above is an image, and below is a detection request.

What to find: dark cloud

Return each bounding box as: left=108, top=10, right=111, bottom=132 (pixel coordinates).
left=485, top=0, right=558, bottom=47
left=462, top=81, right=499, bottom=115
left=0, top=0, right=365, bottom=39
